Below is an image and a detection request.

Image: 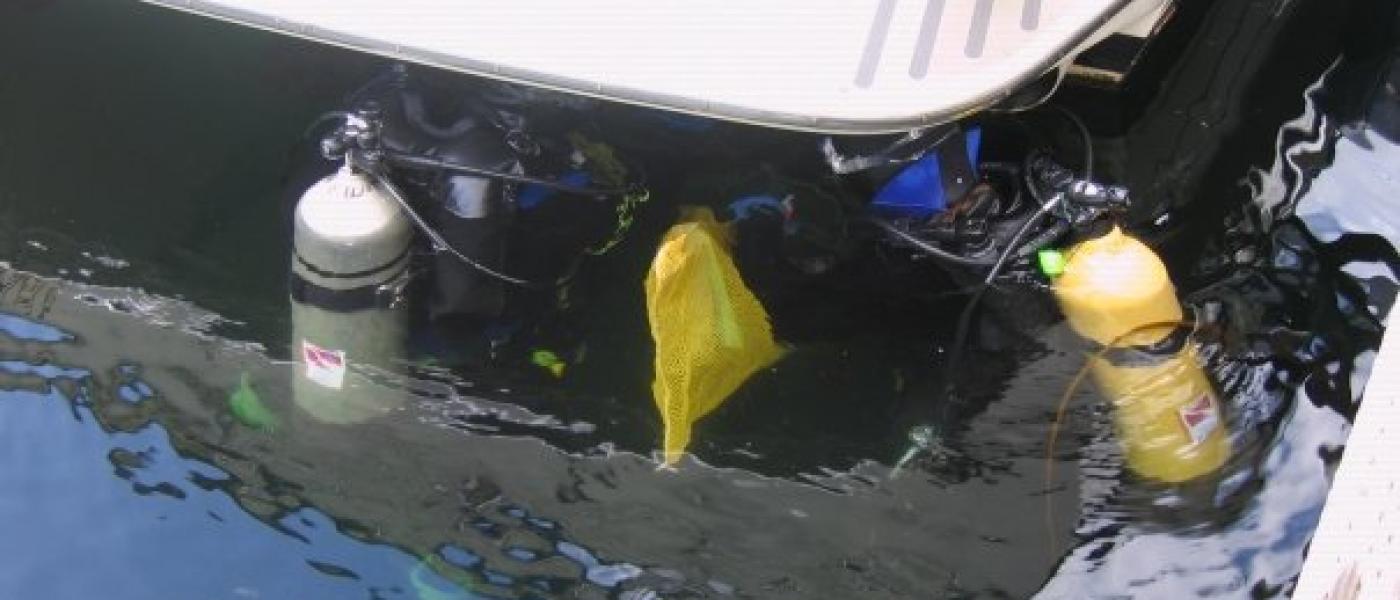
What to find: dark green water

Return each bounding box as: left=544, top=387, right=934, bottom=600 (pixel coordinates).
left=0, top=1, right=1397, bottom=598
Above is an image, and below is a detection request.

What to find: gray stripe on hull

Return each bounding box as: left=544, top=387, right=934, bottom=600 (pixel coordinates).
left=855, top=0, right=898, bottom=88
left=909, top=0, right=946, bottom=79
left=966, top=0, right=996, bottom=58
left=1022, top=0, right=1042, bottom=30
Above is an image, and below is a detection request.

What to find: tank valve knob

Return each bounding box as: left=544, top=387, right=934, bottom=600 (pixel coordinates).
left=320, top=136, right=348, bottom=161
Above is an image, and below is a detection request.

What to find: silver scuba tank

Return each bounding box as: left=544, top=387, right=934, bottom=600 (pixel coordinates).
left=290, top=165, right=412, bottom=424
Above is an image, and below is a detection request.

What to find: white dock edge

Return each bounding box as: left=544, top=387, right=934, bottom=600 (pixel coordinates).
left=1294, top=327, right=1400, bottom=599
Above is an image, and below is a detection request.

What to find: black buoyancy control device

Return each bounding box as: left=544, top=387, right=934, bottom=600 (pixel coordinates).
left=369, top=76, right=522, bottom=325
left=427, top=124, right=517, bottom=325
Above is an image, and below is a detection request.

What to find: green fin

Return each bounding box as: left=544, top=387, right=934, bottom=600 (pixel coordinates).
left=1037, top=248, right=1067, bottom=279
left=229, top=372, right=279, bottom=432
left=530, top=349, right=567, bottom=378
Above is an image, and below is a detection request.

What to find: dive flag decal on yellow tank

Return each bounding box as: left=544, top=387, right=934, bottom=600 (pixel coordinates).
left=302, top=340, right=347, bottom=390
left=1178, top=394, right=1220, bottom=447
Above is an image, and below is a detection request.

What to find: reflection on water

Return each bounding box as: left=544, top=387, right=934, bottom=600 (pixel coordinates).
left=0, top=0, right=1397, bottom=598
left=0, top=265, right=1089, bottom=598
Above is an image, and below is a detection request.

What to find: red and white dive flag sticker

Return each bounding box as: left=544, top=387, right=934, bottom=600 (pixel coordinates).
left=301, top=340, right=347, bottom=389
left=1178, top=393, right=1221, bottom=446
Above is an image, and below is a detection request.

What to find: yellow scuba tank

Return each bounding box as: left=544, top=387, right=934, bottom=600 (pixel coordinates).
left=1052, top=226, right=1229, bottom=483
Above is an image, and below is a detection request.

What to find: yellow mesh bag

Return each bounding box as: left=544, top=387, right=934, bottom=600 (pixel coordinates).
left=646, top=207, right=783, bottom=464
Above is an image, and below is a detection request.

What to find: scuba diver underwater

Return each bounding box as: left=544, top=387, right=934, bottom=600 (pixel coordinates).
left=285, top=60, right=1234, bottom=487
left=289, top=67, right=649, bottom=423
